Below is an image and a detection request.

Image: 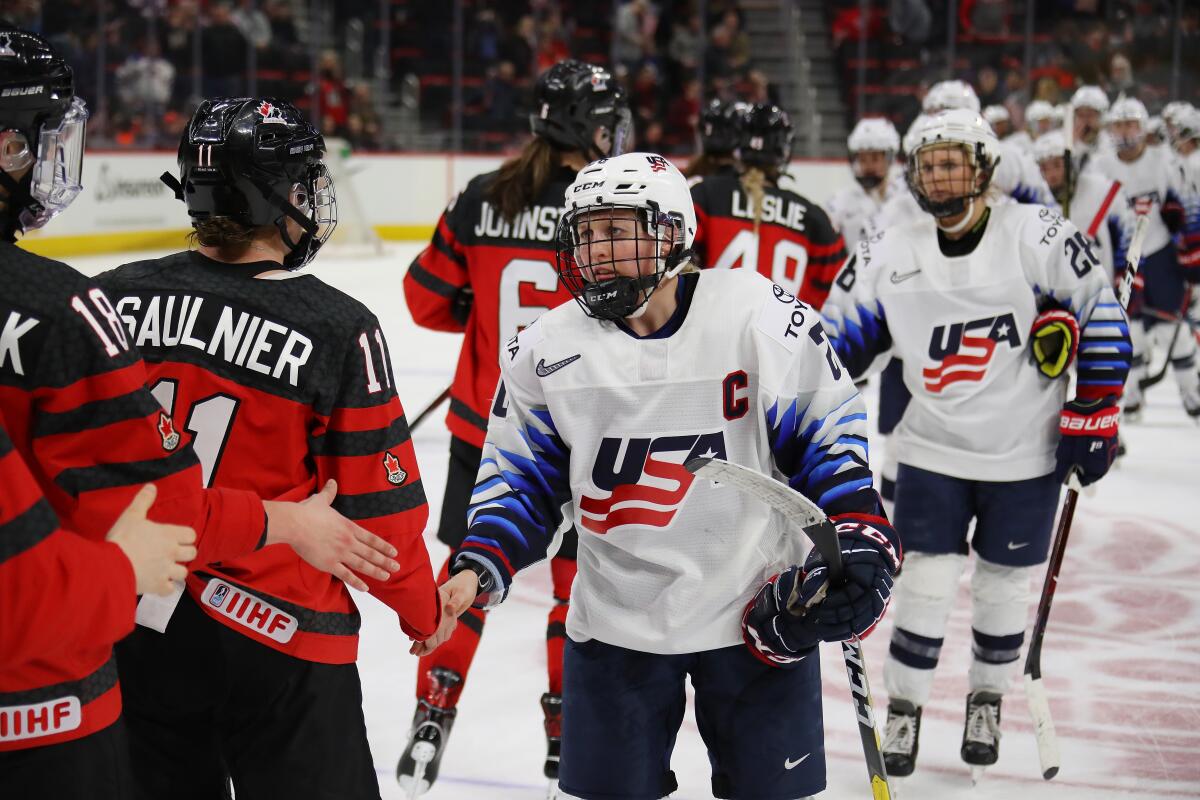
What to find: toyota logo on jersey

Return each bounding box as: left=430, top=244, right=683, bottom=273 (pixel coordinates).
left=579, top=432, right=728, bottom=534
left=923, top=312, right=1021, bottom=393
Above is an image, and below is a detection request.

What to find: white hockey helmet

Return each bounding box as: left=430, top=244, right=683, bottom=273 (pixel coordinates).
left=1032, top=130, right=1068, bottom=163
left=1070, top=85, right=1109, bottom=113
left=982, top=105, right=1010, bottom=126
left=1146, top=115, right=1167, bottom=141
left=1162, top=101, right=1195, bottom=127
left=923, top=80, right=981, bottom=113
left=848, top=117, right=901, bottom=154
left=905, top=109, right=999, bottom=220
left=1025, top=100, right=1056, bottom=131
left=1173, top=106, right=1200, bottom=145
left=1107, top=96, right=1148, bottom=124
left=556, top=152, right=697, bottom=320
left=902, top=113, right=933, bottom=157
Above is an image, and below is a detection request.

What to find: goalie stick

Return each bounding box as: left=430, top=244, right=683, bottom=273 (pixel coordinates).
left=1023, top=211, right=1150, bottom=780
left=684, top=456, right=892, bottom=800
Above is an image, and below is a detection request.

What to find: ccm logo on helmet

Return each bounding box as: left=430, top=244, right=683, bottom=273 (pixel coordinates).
left=573, top=181, right=604, bottom=193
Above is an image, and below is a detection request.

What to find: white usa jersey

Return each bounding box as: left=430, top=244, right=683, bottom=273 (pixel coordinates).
left=1093, top=144, right=1192, bottom=256
left=825, top=165, right=907, bottom=253
left=457, top=269, right=887, bottom=654
left=821, top=203, right=1131, bottom=482
left=1065, top=170, right=1136, bottom=280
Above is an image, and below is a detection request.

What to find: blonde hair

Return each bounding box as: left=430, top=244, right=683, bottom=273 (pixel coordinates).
left=740, top=166, right=768, bottom=239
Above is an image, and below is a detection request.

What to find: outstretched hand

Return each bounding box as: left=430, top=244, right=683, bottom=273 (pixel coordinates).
left=409, top=571, right=479, bottom=656
left=264, top=480, right=401, bottom=592
left=107, top=483, right=198, bottom=596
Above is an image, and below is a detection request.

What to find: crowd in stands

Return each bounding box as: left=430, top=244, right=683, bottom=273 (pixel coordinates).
left=831, top=0, right=1200, bottom=137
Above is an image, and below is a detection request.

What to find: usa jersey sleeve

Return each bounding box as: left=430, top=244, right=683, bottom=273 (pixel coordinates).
left=1165, top=159, right=1200, bottom=272
left=1024, top=213, right=1132, bottom=400
left=29, top=277, right=265, bottom=565
left=404, top=188, right=472, bottom=332
left=1103, top=183, right=1136, bottom=279
left=0, top=424, right=135, bottom=670
left=454, top=327, right=572, bottom=607
left=309, top=319, right=440, bottom=639
left=819, top=239, right=894, bottom=381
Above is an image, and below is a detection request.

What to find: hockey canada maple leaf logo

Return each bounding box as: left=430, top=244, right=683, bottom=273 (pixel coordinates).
left=923, top=313, right=1021, bottom=393
left=158, top=412, right=180, bottom=451
left=579, top=432, right=727, bottom=534
left=383, top=451, right=407, bottom=485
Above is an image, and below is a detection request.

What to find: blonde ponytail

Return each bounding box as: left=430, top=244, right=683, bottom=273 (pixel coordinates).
left=740, top=167, right=767, bottom=239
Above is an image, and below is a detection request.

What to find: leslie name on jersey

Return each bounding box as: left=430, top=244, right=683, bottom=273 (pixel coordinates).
left=115, top=292, right=315, bottom=387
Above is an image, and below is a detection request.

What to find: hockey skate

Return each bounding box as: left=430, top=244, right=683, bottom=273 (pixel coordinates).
left=961, top=690, right=1002, bottom=784
left=396, top=667, right=462, bottom=798
left=541, top=692, right=563, bottom=798
left=881, top=698, right=922, bottom=778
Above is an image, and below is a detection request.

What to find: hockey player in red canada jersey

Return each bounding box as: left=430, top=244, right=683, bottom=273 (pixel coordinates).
left=0, top=29, right=401, bottom=797
left=399, top=58, right=630, bottom=794
left=690, top=102, right=847, bottom=308
left=96, top=97, right=451, bottom=800
left=821, top=109, right=1132, bottom=779
left=682, top=98, right=746, bottom=183
left=426, top=152, right=899, bottom=799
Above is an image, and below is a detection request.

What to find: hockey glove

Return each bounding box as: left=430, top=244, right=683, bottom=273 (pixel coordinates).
left=450, top=286, right=475, bottom=325
left=742, top=519, right=899, bottom=667
left=1054, top=394, right=1120, bottom=486
left=1030, top=308, right=1079, bottom=379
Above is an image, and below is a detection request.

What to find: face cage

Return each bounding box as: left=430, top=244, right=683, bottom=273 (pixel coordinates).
left=905, top=141, right=994, bottom=219
left=850, top=148, right=895, bottom=189
left=281, top=162, right=338, bottom=270
left=16, top=96, right=88, bottom=232
left=554, top=202, right=680, bottom=321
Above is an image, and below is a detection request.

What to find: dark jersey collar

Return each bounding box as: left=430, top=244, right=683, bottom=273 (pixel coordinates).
left=614, top=271, right=699, bottom=340
left=187, top=250, right=290, bottom=280
left=936, top=206, right=992, bottom=257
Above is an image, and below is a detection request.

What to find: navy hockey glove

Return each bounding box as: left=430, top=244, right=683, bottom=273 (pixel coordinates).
left=1055, top=395, right=1120, bottom=486
left=742, top=519, right=899, bottom=667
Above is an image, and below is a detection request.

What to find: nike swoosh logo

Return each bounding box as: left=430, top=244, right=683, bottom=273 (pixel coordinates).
left=784, top=753, right=810, bottom=770
left=890, top=269, right=921, bottom=284
left=1007, top=541, right=1030, bottom=550
left=535, top=354, right=582, bottom=377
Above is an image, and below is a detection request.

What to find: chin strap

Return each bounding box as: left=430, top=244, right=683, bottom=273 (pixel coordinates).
left=937, top=197, right=976, bottom=234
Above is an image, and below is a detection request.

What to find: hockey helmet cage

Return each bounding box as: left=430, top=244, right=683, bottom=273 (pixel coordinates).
left=167, top=97, right=336, bottom=271
left=905, top=109, right=999, bottom=219
left=555, top=153, right=696, bottom=321
left=738, top=103, right=793, bottom=170
left=699, top=98, right=748, bottom=156
left=0, top=28, right=87, bottom=235
left=530, top=60, right=631, bottom=161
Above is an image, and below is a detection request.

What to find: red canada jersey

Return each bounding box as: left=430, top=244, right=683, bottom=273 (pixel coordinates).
left=0, top=422, right=136, bottom=751
left=404, top=167, right=578, bottom=448
left=690, top=171, right=848, bottom=308
left=0, top=242, right=266, bottom=750
left=99, top=252, right=440, bottom=663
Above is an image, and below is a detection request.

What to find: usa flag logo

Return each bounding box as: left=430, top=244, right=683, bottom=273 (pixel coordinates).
left=646, top=155, right=670, bottom=173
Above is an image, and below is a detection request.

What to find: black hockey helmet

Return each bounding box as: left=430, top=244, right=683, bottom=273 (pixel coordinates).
left=529, top=59, right=631, bottom=161
left=163, top=97, right=336, bottom=270
left=0, top=28, right=88, bottom=236
left=738, top=103, right=794, bottom=170
left=699, top=98, right=747, bottom=156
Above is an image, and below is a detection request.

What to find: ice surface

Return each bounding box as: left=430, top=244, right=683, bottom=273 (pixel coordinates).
left=69, top=245, right=1200, bottom=799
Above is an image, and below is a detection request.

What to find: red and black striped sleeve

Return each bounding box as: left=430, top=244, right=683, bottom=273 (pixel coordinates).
left=404, top=194, right=471, bottom=333
left=0, top=424, right=136, bottom=670
left=28, top=282, right=265, bottom=564
left=690, top=180, right=712, bottom=267
left=310, top=321, right=440, bottom=640
left=797, top=204, right=848, bottom=309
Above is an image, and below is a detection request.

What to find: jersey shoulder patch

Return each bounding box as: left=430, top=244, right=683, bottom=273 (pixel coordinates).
left=754, top=279, right=819, bottom=353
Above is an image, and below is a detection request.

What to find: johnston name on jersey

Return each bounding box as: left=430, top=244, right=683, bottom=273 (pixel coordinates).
left=453, top=269, right=895, bottom=655
left=821, top=203, right=1132, bottom=482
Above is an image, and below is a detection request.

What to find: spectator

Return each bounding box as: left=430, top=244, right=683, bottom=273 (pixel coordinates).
left=1069, top=22, right=1110, bottom=86
left=719, top=9, right=751, bottom=73
left=347, top=83, right=383, bottom=149
left=483, top=60, right=521, bottom=133
left=232, top=0, right=271, bottom=51
left=614, top=0, right=658, bottom=72
left=200, top=2, right=248, bottom=97
left=1108, top=53, right=1140, bottom=102
left=115, top=37, right=175, bottom=114
left=665, top=76, right=702, bottom=150
left=535, top=18, right=570, bottom=74
left=317, top=50, right=350, bottom=137
left=668, top=12, right=702, bottom=74
left=504, top=15, right=537, bottom=77
left=889, top=0, right=932, bottom=46
left=976, top=66, right=1003, bottom=107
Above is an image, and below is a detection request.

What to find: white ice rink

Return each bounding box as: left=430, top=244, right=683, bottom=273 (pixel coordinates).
left=72, top=244, right=1200, bottom=800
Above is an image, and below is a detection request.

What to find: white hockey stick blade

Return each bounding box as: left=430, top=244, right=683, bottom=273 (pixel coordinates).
left=1117, top=214, right=1150, bottom=310
left=684, top=456, right=825, bottom=527
left=1024, top=672, right=1061, bottom=780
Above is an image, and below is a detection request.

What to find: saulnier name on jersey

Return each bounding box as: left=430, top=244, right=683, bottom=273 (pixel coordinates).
left=457, top=269, right=883, bottom=655
left=822, top=203, right=1130, bottom=482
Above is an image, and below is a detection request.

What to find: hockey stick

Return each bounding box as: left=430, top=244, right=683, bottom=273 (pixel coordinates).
left=1022, top=212, right=1150, bottom=781
left=684, top=457, right=892, bottom=800
left=408, top=387, right=451, bottom=433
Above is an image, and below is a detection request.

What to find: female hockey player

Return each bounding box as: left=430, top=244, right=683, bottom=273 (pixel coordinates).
left=690, top=102, right=848, bottom=308
left=399, top=58, right=631, bottom=794
left=683, top=98, right=746, bottom=182
left=821, top=109, right=1132, bottom=778
left=427, top=152, right=900, bottom=799
left=825, top=117, right=904, bottom=253
left=99, top=97, right=451, bottom=800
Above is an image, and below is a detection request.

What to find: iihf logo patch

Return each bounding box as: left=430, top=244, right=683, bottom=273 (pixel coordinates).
left=646, top=155, right=670, bottom=173
left=158, top=412, right=180, bottom=450
left=383, top=451, right=407, bottom=485
left=208, top=583, right=230, bottom=608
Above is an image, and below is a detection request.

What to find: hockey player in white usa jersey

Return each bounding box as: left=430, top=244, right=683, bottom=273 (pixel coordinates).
left=425, top=153, right=900, bottom=800
left=1034, top=130, right=1136, bottom=281
left=1094, top=97, right=1200, bottom=418
left=821, top=110, right=1132, bottom=779
left=825, top=118, right=905, bottom=252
